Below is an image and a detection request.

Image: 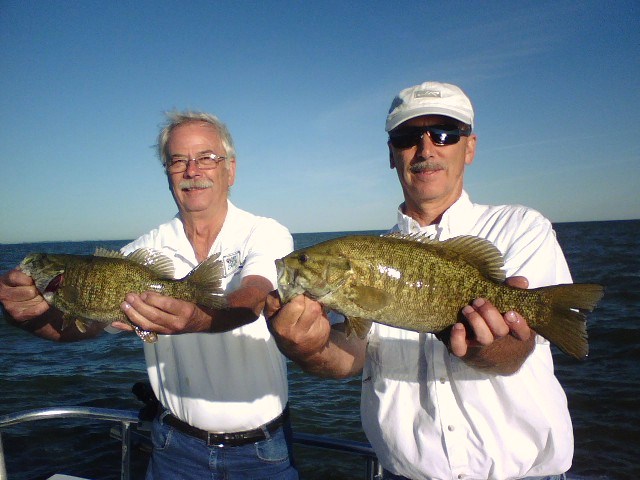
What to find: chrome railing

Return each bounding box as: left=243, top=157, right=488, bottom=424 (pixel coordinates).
left=0, top=407, right=382, bottom=480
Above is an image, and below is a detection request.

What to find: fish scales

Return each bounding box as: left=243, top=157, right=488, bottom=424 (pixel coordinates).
left=306, top=235, right=541, bottom=330
left=19, top=248, right=226, bottom=342
left=55, top=256, right=189, bottom=321
left=276, top=234, right=604, bottom=358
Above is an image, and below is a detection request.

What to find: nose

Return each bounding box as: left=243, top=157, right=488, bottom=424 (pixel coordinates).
left=184, top=158, right=202, bottom=176
left=416, top=132, right=437, bottom=157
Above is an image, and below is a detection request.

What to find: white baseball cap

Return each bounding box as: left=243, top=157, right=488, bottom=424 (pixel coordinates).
left=385, top=81, right=474, bottom=132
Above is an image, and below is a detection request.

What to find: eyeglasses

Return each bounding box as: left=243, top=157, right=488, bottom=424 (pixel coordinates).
left=388, top=124, right=472, bottom=149
left=165, top=153, right=227, bottom=173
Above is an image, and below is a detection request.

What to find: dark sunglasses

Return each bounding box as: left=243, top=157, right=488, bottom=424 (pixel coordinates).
left=388, top=124, right=472, bottom=149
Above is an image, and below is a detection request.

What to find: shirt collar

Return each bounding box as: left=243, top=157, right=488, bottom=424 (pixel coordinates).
left=395, top=190, right=474, bottom=239
left=172, top=200, right=236, bottom=266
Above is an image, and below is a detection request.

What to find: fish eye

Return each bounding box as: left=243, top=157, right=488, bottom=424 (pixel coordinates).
left=298, top=253, right=309, bottom=263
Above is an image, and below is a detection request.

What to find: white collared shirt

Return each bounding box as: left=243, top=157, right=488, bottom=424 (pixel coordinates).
left=361, top=191, right=573, bottom=479
left=121, top=201, right=294, bottom=432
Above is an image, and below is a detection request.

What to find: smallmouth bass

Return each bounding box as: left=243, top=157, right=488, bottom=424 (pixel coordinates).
left=276, top=234, right=604, bottom=359
left=19, top=248, right=226, bottom=342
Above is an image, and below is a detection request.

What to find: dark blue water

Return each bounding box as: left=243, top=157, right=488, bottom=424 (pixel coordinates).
left=1, top=221, right=639, bottom=479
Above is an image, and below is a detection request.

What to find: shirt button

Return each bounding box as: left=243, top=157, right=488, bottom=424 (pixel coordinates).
left=458, top=474, right=464, bottom=479
left=448, top=425, right=455, bottom=431
left=439, top=377, right=446, bottom=384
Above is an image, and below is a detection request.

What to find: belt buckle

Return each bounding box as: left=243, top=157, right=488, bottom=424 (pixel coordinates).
left=206, top=432, right=226, bottom=447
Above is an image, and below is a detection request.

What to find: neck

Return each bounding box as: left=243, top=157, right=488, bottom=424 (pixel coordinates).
left=402, top=192, right=461, bottom=227
left=401, top=204, right=444, bottom=227
left=180, top=203, right=228, bottom=263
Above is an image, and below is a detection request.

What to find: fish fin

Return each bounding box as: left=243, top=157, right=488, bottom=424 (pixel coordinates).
left=73, top=318, right=89, bottom=333
left=350, top=285, right=393, bottom=311
left=94, top=247, right=126, bottom=258
left=128, top=249, right=175, bottom=279
left=61, top=314, right=75, bottom=331
left=183, top=253, right=226, bottom=310
left=533, top=283, right=604, bottom=359
left=94, top=247, right=176, bottom=278
left=441, top=236, right=505, bottom=282
left=345, top=317, right=372, bottom=339
left=383, top=233, right=505, bottom=282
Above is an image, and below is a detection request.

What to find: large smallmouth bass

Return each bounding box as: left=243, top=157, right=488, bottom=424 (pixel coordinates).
left=276, top=234, right=604, bottom=359
left=19, top=248, right=226, bottom=342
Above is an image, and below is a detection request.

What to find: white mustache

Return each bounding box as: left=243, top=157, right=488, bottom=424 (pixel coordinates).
left=410, top=160, right=445, bottom=174
left=178, top=179, right=214, bottom=190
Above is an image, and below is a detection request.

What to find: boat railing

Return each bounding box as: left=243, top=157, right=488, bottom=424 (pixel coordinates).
left=0, top=406, right=382, bottom=480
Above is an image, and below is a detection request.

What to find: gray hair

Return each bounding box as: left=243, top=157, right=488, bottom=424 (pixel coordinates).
left=157, top=111, right=236, bottom=166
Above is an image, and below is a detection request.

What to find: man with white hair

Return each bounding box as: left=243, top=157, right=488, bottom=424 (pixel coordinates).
left=1, top=111, right=298, bottom=480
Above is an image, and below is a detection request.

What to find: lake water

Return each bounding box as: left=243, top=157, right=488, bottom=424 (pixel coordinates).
left=1, top=220, right=638, bottom=479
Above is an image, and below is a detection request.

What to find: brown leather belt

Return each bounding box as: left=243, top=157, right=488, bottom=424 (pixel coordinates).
left=162, top=405, right=289, bottom=447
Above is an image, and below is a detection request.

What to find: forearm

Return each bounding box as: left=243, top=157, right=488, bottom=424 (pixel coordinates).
left=208, top=276, right=272, bottom=333
left=278, top=325, right=366, bottom=379
left=4, top=307, right=103, bottom=342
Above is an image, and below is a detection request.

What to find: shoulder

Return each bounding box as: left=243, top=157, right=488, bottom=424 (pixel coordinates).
left=469, top=202, right=555, bottom=248
left=477, top=202, right=551, bottom=232
left=121, top=216, right=183, bottom=254
left=473, top=203, right=569, bottom=285
left=227, top=202, right=292, bottom=242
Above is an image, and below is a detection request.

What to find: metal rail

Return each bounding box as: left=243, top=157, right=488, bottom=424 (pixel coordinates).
left=0, top=407, right=382, bottom=480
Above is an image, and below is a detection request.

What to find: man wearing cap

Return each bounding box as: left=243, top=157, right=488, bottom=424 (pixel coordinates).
left=267, top=82, right=573, bottom=479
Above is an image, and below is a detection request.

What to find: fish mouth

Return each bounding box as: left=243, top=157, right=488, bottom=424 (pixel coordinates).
left=275, top=258, right=302, bottom=303
left=275, top=258, right=290, bottom=301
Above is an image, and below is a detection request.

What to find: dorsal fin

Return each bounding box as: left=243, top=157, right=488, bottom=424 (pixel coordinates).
left=441, top=236, right=505, bottom=282
left=95, top=247, right=175, bottom=279
left=94, top=247, right=125, bottom=258
left=383, top=233, right=505, bottom=282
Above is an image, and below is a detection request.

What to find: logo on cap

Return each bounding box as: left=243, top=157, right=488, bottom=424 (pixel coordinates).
left=414, top=90, right=441, bottom=98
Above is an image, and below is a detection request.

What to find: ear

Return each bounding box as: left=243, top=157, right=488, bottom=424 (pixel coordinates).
left=226, top=157, right=237, bottom=186
left=388, top=142, right=396, bottom=169
left=464, top=134, right=477, bottom=166
left=166, top=171, right=174, bottom=193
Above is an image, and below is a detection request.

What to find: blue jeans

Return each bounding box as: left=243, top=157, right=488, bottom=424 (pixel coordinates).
left=145, top=415, right=299, bottom=480
left=382, top=470, right=566, bottom=480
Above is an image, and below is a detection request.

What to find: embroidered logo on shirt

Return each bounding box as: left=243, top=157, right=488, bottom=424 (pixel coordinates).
left=222, top=251, right=242, bottom=277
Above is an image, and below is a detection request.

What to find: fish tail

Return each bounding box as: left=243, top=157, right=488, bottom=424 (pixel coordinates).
left=533, top=283, right=604, bottom=359
left=185, top=253, right=227, bottom=309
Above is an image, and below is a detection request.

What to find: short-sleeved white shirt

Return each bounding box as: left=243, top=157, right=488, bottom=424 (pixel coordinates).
left=361, top=191, right=574, bottom=479
left=122, top=201, right=294, bottom=432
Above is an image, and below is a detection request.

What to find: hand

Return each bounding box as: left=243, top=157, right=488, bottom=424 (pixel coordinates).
left=267, top=292, right=366, bottom=378
left=449, top=276, right=534, bottom=374
left=0, top=269, right=50, bottom=323
left=266, top=293, right=332, bottom=360
left=113, top=291, right=208, bottom=335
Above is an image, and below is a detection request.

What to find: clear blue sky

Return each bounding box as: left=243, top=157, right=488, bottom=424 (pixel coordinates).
left=1, top=0, right=638, bottom=244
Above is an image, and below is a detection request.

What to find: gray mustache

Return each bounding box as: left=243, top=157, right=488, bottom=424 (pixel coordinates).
left=409, top=161, right=445, bottom=174
left=178, top=179, right=214, bottom=190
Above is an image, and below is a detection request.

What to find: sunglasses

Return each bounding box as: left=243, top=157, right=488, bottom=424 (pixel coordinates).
left=388, top=124, right=472, bottom=149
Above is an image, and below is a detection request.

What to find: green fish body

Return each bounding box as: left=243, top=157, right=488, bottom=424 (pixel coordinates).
left=19, top=248, right=226, bottom=341
left=276, top=234, right=603, bottom=359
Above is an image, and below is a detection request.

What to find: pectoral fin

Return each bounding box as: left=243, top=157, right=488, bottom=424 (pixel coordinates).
left=350, top=286, right=394, bottom=312
left=74, top=318, right=88, bottom=333
left=345, top=317, right=373, bottom=339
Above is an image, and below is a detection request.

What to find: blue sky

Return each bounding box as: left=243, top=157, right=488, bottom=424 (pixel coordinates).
left=1, top=0, right=638, bottom=244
